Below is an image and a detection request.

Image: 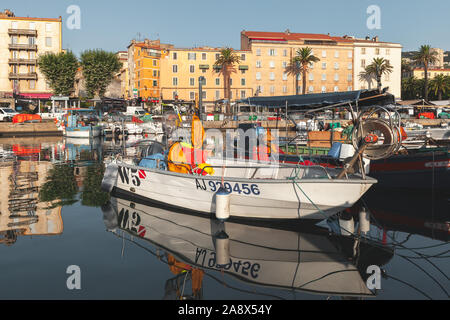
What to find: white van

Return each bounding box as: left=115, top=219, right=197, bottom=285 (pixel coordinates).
left=125, top=106, right=146, bottom=117
left=0, top=108, right=19, bottom=122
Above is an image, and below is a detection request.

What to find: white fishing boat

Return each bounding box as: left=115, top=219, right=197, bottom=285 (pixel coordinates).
left=103, top=196, right=390, bottom=297
left=102, top=157, right=376, bottom=220
left=63, top=108, right=102, bottom=138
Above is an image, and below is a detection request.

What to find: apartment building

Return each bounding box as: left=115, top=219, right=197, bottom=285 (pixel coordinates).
left=241, top=30, right=355, bottom=96
left=159, top=46, right=252, bottom=104
left=0, top=10, right=62, bottom=99
left=127, top=39, right=173, bottom=102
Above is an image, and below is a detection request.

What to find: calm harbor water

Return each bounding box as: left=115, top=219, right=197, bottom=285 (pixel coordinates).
left=0, top=136, right=448, bottom=300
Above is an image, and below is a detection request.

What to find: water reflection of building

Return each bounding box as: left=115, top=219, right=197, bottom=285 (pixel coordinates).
left=0, top=159, right=63, bottom=246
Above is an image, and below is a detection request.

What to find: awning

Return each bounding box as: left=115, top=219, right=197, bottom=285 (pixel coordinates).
left=19, top=93, right=53, bottom=99
left=239, top=89, right=395, bottom=109
left=239, top=65, right=249, bottom=70
left=199, top=64, right=210, bottom=69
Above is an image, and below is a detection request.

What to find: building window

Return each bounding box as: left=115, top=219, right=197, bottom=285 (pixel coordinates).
left=11, top=36, right=18, bottom=44
left=361, top=60, right=366, bottom=68
left=256, top=72, right=261, bottom=80
left=309, top=62, right=314, bottom=69
left=256, top=61, right=262, bottom=68
left=202, top=53, right=207, bottom=60
left=361, top=48, right=366, bottom=54
left=321, top=86, right=326, bottom=93
left=29, top=36, right=36, bottom=45
left=153, top=60, right=157, bottom=66
left=153, top=80, right=157, bottom=87
left=270, top=72, right=275, bottom=80
left=282, top=61, right=287, bottom=68
left=45, top=37, right=52, bottom=47
left=215, top=78, right=220, bottom=86
left=282, top=86, right=287, bottom=93
left=229, top=78, right=233, bottom=86
left=241, top=78, right=246, bottom=86
left=173, top=77, right=178, bottom=86
left=348, top=51, right=353, bottom=58
left=189, top=65, right=195, bottom=73
left=322, top=74, right=326, bottom=81
left=173, top=91, right=178, bottom=99
left=269, top=61, right=275, bottom=68
left=386, top=48, right=390, bottom=55
left=173, top=52, right=178, bottom=60
left=334, top=51, right=339, bottom=58
left=322, top=62, right=327, bottom=69
left=12, top=51, right=18, bottom=59
left=334, top=62, right=339, bottom=70
left=241, top=90, right=246, bottom=98
left=270, top=86, right=275, bottom=94
left=256, top=48, right=261, bottom=56
left=45, top=23, right=51, bottom=32
left=282, top=72, right=288, bottom=81
left=283, top=49, right=288, bottom=57
left=348, top=62, right=352, bottom=70
left=190, top=92, right=196, bottom=100
left=190, top=78, right=195, bottom=86
left=334, top=74, right=339, bottom=81
left=215, top=90, right=220, bottom=100
left=348, top=74, right=352, bottom=81
left=309, top=73, right=314, bottom=81
left=322, top=50, right=327, bottom=58
left=188, top=52, right=196, bottom=60
left=308, top=86, right=314, bottom=93
left=29, top=80, right=36, bottom=89
left=268, top=49, right=276, bottom=56
left=334, top=86, right=339, bottom=92
left=375, top=48, right=380, bottom=55
left=153, top=70, right=157, bottom=77
left=173, top=65, right=178, bottom=73
left=241, top=54, right=246, bottom=61
left=29, top=65, right=35, bottom=73
left=215, top=53, right=220, bottom=60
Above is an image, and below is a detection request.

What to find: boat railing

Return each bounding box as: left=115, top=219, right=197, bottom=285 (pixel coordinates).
left=165, top=160, right=335, bottom=180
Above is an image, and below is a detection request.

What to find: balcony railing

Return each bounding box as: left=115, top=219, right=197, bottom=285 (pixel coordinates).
left=8, top=29, right=38, bottom=36
left=8, top=43, right=38, bottom=51
left=8, top=59, right=37, bottom=65
left=9, top=72, right=38, bottom=80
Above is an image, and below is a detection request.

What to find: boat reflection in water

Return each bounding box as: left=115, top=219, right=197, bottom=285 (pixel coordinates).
left=102, top=196, right=393, bottom=299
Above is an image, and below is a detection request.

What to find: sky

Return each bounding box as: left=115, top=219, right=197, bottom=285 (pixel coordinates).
left=2, top=0, right=450, bottom=56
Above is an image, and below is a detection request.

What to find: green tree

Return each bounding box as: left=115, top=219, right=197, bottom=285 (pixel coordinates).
left=294, top=47, right=320, bottom=95
left=401, top=77, right=420, bottom=100
left=80, top=49, right=122, bottom=98
left=364, top=57, right=393, bottom=92
left=214, top=48, right=240, bottom=113
left=413, top=45, right=438, bottom=101
left=429, top=74, right=450, bottom=101
left=359, top=70, right=375, bottom=90
left=37, top=51, right=79, bottom=96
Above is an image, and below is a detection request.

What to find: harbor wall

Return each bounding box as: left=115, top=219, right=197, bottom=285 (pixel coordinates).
left=0, top=122, right=62, bottom=137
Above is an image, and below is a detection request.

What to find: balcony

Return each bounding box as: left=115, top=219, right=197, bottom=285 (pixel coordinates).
left=8, top=43, right=37, bottom=51
left=8, top=59, right=37, bottom=65
left=8, top=29, right=38, bottom=36
left=9, top=73, right=38, bottom=80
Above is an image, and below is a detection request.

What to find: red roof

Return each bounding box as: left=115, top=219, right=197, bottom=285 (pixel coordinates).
left=242, top=31, right=353, bottom=43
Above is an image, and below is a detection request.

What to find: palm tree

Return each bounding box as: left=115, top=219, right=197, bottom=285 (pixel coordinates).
left=364, top=57, right=393, bottom=92
left=294, top=47, right=320, bottom=95
left=401, top=76, right=420, bottom=100
left=358, top=70, right=375, bottom=90
left=412, top=45, right=438, bottom=101
left=214, top=48, right=240, bottom=113
left=285, top=58, right=302, bottom=95
left=429, top=74, right=450, bottom=101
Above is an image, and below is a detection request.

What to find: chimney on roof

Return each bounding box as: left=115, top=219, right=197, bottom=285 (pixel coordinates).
left=0, top=9, right=15, bottom=17
left=372, top=36, right=379, bottom=42
left=285, top=29, right=290, bottom=34
left=365, top=36, right=370, bottom=40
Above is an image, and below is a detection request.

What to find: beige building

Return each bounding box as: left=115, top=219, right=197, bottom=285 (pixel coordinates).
left=0, top=10, right=62, bottom=100
left=159, top=46, right=253, bottom=104
left=241, top=30, right=355, bottom=96
left=353, top=36, right=402, bottom=99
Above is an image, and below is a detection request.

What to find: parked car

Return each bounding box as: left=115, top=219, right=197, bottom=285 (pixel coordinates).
left=0, top=108, right=19, bottom=122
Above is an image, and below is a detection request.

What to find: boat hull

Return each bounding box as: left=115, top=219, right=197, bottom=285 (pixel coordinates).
left=105, top=162, right=376, bottom=220
left=65, top=126, right=101, bottom=138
